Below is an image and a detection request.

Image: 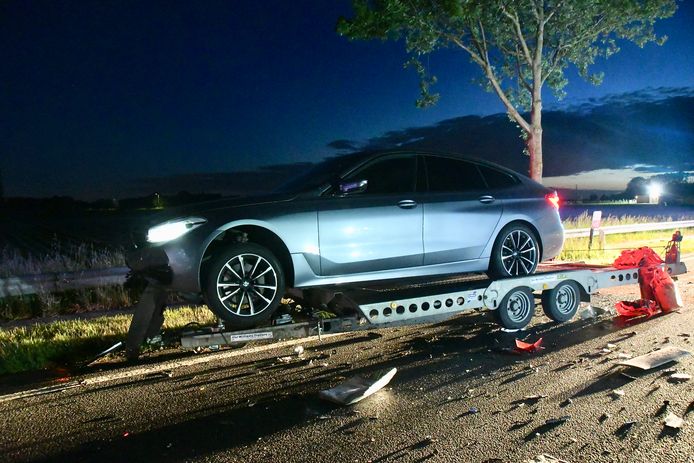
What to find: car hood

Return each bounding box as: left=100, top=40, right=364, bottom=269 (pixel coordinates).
left=145, top=193, right=298, bottom=226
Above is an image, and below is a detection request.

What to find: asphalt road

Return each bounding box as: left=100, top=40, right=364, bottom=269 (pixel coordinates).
left=1, top=259, right=693, bottom=463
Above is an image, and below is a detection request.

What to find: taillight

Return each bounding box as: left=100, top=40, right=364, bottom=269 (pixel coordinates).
left=545, top=191, right=560, bottom=209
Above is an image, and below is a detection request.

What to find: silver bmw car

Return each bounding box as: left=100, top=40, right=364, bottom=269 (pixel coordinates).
left=127, top=151, right=564, bottom=328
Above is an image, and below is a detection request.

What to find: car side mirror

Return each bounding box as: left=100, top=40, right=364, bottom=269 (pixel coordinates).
left=338, top=179, right=368, bottom=195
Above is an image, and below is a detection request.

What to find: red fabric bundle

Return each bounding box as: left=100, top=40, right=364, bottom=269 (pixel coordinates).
left=613, top=247, right=664, bottom=269
left=615, top=299, right=659, bottom=318
left=651, top=266, right=682, bottom=312
left=638, top=265, right=656, bottom=301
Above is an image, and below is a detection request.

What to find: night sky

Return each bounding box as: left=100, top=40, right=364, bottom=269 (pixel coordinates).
left=2, top=0, right=693, bottom=199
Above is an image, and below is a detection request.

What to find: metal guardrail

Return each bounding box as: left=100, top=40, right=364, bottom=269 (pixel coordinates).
left=0, top=267, right=129, bottom=298
left=563, top=220, right=694, bottom=239
left=0, top=219, right=692, bottom=297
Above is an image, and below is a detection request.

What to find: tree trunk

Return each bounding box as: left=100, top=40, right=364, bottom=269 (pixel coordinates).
left=526, top=97, right=543, bottom=182
left=526, top=127, right=543, bottom=182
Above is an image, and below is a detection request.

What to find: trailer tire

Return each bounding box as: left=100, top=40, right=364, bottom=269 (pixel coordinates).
left=493, top=286, right=535, bottom=329
left=205, top=243, right=285, bottom=329
left=541, top=280, right=580, bottom=323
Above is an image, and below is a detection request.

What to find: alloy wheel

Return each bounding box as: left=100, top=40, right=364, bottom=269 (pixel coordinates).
left=216, top=253, right=278, bottom=316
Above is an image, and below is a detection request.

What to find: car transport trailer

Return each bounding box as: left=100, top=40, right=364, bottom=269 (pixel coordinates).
left=176, top=256, right=687, bottom=350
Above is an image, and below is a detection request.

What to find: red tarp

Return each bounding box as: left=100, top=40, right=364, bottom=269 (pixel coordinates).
left=613, top=247, right=664, bottom=269
left=613, top=246, right=681, bottom=317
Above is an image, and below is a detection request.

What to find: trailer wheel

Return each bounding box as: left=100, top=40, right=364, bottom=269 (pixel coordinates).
left=493, top=286, right=535, bottom=329
left=541, top=280, right=580, bottom=322
left=205, top=243, right=285, bottom=329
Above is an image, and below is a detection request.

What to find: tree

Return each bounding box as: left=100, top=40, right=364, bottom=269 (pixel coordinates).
left=337, top=0, right=676, bottom=182
left=625, top=176, right=648, bottom=196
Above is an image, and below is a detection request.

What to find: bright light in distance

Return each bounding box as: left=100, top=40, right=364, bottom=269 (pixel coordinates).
left=648, top=182, right=663, bottom=198
left=147, top=217, right=207, bottom=243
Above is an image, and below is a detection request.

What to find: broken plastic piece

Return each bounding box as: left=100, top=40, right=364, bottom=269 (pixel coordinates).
left=664, top=412, right=684, bottom=429
left=578, top=305, right=596, bottom=319
left=515, top=338, right=543, bottom=353
left=669, top=373, right=691, bottom=382
left=619, top=346, right=692, bottom=370
left=319, top=368, right=397, bottom=405
left=545, top=415, right=570, bottom=425
left=611, top=389, right=625, bottom=399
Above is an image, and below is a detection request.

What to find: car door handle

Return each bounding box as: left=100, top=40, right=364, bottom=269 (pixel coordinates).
left=478, top=195, right=495, bottom=204
left=397, top=199, right=418, bottom=209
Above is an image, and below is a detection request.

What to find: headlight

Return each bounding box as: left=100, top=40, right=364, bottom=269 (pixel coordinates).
left=147, top=217, right=207, bottom=243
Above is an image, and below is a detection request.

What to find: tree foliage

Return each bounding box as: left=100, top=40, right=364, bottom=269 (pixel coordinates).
left=338, top=0, right=677, bottom=180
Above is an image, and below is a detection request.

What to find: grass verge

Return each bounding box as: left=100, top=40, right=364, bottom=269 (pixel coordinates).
left=0, top=306, right=216, bottom=375
left=558, top=227, right=694, bottom=264
left=561, top=211, right=689, bottom=229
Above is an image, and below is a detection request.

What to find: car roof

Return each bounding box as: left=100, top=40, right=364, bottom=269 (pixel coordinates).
left=346, top=149, right=527, bottom=179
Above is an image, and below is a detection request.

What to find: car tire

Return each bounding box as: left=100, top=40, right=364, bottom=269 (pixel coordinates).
left=205, top=243, right=285, bottom=329
left=541, top=280, right=580, bottom=323
left=493, top=286, right=535, bottom=329
left=487, top=223, right=540, bottom=279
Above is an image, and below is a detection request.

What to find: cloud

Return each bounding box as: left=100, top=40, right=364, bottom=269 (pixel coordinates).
left=327, top=87, right=694, bottom=181
left=326, top=139, right=361, bottom=151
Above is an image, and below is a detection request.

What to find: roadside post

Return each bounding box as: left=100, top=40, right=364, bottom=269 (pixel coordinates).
left=588, top=210, right=603, bottom=254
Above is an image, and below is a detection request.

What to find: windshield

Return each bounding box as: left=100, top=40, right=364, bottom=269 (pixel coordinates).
left=272, top=152, right=371, bottom=194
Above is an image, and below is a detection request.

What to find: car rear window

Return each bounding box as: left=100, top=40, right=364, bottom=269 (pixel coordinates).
left=478, top=165, right=519, bottom=189
left=425, top=156, right=486, bottom=192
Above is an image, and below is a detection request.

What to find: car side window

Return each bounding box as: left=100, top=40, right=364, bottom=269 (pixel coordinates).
left=425, top=156, right=486, bottom=192
left=478, top=165, right=519, bottom=189
left=344, top=156, right=417, bottom=195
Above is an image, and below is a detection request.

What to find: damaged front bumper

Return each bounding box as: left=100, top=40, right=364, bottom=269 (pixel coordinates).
left=125, top=246, right=173, bottom=285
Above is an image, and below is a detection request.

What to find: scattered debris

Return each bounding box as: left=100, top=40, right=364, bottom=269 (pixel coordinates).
left=617, top=352, right=632, bottom=359
left=619, top=346, right=691, bottom=370
left=599, top=413, right=610, bottom=423
left=469, top=407, right=480, bottom=414
left=664, top=412, right=684, bottom=429
left=669, top=372, right=691, bottom=382
left=524, top=394, right=548, bottom=402
left=611, top=389, right=625, bottom=399
left=277, top=356, right=293, bottom=363
left=601, top=348, right=612, bottom=354
left=319, top=368, right=397, bottom=405
left=525, top=454, right=569, bottom=463
left=607, top=343, right=617, bottom=349
left=294, top=345, right=305, bottom=356
left=273, top=313, right=293, bottom=325
left=83, top=341, right=125, bottom=367
left=620, top=371, right=638, bottom=381
left=579, top=305, right=596, bottom=319
left=560, top=398, right=573, bottom=407
left=615, top=420, right=637, bottom=438
left=545, top=415, right=570, bottom=425
left=515, top=338, right=544, bottom=353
